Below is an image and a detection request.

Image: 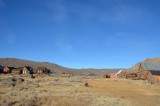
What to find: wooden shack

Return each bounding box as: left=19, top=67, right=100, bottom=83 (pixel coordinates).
left=117, top=70, right=126, bottom=79
left=3, top=66, right=15, bottom=74
left=22, top=66, right=33, bottom=74
left=138, top=63, right=160, bottom=84
left=37, top=67, right=50, bottom=74
left=126, top=73, right=137, bottom=80
left=147, top=71, right=160, bottom=84
left=125, top=69, right=138, bottom=80
left=11, top=66, right=33, bottom=75
left=33, top=69, right=37, bottom=74
left=138, top=63, right=149, bottom=80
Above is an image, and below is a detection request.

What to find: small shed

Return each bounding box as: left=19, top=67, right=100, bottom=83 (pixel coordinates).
left=147, top=71, right=160, bottom=84
left=33, top=69, right=37, bottom=74
left=125, top=69, right=138, bottom=80
left=22, top=66, right=33, bottom=74
left=3, top=66, right=15, bottom=74
left=117, top=70, right=126, bottom=79
left=37, top=67, right=50, bottom=74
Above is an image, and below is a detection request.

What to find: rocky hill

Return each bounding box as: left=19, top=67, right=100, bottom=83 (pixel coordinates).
left=0, top=58, right=120, bottom=76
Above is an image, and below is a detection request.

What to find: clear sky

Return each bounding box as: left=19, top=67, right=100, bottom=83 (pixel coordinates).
left=0, top=0, right=160, bottom=69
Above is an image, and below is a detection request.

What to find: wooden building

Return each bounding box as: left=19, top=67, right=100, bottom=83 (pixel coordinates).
left=11, top=66, right=33, bottom=75
left=125, top=69, right=138, bottom=80
left=147, top=71, right=160, bottom=84
left=22, top=66, right=33, bottom=74
left=33, top=69, right=37, bottom=74
left=37, top=67, right=50, bottom=74
left=126, top=73, right=137, bottom=80
left=3, top=66, right=15, bottom=74
left=117, top=70, right=126, bottom=79
left=138, top=63, right=160, bottom=84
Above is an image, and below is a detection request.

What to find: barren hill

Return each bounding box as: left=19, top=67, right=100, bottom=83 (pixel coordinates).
left=0, top=58, right=120, bottom=76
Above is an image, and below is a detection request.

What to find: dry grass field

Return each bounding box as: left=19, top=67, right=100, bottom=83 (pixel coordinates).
left=0, top=75, right=160, bottom=106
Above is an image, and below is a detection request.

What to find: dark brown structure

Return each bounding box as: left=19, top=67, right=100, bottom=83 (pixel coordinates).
left=37, top=67, right=50, bottom=74
left=103, top=74, right=110, bottom=78
left=11, top=66, right=34, bottom=75
left=3, top=66, right=15, bottom=74
left=33, top=69, right=37, bottom=74
left=22, top=66, right=33, bottom=74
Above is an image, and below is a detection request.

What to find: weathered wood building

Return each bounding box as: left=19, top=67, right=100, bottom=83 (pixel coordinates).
left=117, top=70, right=126, bottom=79
left=125, top=69, right=138, bottom=80
left=33, top=69, right=37, bottom=74
left=37, top=67, right=50, bottom=74
left=11, top=66, right=33, bottom=75
left=126, top=73, right=137, bottom=80
left=138, top=63, right=160, bottom=84
left=3, top=66, right=15, bottom=74
left=22, top=66, right=33, bottom=74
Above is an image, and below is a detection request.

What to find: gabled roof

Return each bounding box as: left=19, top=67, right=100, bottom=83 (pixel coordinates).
left=126, top=69, right=139, bottom=74
left=142, top=63, right=160, bottom=71
left=117, top=70, right=123, bottom=74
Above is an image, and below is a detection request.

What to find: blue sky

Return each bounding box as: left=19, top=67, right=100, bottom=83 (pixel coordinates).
left=0, top=0, right=160, bottom=68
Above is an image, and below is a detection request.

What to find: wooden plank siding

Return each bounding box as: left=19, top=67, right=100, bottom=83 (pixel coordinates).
left=138, top=63, right=149, bottom=80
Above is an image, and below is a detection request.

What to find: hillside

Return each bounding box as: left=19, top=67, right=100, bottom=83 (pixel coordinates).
left=0, top=58, right=120, bottom=76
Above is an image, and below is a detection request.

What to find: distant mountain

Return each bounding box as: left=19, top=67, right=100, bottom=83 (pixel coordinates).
left=129, top=58, right=160, bottom=73
left=0, top=58, right=120, bottom=76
